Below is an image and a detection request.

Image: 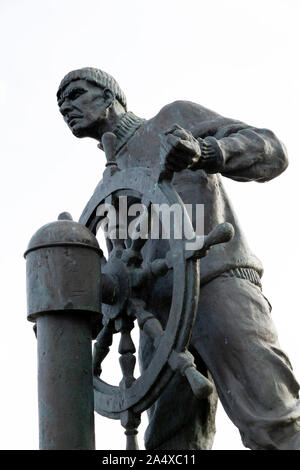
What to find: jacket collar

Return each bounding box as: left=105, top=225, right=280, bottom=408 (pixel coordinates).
left=98, top=111, right=145, bottom=154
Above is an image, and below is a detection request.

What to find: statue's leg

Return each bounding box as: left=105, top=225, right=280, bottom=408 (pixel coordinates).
left=140, top=329, right=218, bottom=450
left=139, top=265, right=218, bottom=450
left=191, top=274, right=300, bottom=450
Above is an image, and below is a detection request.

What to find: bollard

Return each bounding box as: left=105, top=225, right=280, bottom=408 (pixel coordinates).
left=25, top=213, right=102, bottom=450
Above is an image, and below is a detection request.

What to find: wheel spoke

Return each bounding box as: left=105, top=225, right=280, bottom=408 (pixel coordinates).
left=120, top=410, right=141, bottom=450
left=115, top=315, right=140, bottom=450
left=122, top=200, right=152, bottom=266
left=115, top=316, right=136, bottom=389
left=130, top=255, right=171, bottom=288
left=128, top=299, right=164, bottom=348
left=93, top=321, right=114, bottom=377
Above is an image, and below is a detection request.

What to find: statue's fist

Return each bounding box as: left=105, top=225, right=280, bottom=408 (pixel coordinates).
left=161, top=124, right=201, bottom=172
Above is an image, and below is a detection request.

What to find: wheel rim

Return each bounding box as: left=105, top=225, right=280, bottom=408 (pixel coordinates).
left=79, top=167, right=199, bottom=418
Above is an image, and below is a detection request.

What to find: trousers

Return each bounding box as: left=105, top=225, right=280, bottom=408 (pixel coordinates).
left=143, top=274, right=300, bottom=450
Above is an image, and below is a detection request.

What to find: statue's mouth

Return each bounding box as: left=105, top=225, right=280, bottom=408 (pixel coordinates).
left=68, top=115, right=82, bottom=126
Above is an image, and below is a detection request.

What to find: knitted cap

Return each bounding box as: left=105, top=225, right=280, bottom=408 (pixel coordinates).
left=57, top=67, right=127, bottom=110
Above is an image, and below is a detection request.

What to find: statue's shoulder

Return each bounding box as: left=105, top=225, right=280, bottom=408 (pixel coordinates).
left=152, top=100, right=220, bottom=128
left=147, top=101, right=246, bottom=139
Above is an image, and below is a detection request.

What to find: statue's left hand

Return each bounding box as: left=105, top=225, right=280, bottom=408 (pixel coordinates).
left=161, top=124, right=201, bottom=172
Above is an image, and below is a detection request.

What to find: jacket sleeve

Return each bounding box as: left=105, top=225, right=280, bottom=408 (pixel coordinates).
left=211, top=124, right=289, bottom=182
left=164, top=101, right=288, bottom=182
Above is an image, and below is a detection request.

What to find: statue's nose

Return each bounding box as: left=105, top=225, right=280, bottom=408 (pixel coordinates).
left=60, top=99, right=72, bottom=116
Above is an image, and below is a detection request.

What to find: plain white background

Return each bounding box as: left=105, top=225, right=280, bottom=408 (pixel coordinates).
left=0, top=0, right=299, bottom=450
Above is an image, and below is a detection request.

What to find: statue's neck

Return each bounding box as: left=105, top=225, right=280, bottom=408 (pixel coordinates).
left=99, top=111, right=145, bottom=154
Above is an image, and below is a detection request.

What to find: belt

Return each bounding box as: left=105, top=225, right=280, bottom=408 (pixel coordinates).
left=221, top=267, right=262, bottom=289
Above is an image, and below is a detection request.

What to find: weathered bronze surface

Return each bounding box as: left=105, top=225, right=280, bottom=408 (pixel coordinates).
left=26, top=66, right=300, bottom=450
left=25, top=214, right=102, bottom=321
left=25, top=213, right=101, bottom=450
left=37, top=312, right=95, bottom=450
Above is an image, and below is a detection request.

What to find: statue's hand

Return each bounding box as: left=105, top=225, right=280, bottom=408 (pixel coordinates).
left=162, top=124, right=201, bottom=172
left=161, top=124, right=225, bottom=175
left=196, top=136, right=225, bottom=173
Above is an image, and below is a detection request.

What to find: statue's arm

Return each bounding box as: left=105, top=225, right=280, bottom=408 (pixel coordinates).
left=205, top=125, right=289, bottom=182
left=160, top=101, right=288, bottom=182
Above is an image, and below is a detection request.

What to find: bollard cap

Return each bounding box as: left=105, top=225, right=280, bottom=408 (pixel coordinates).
left=24, top=212, right=102, bottom=258
left=25, top=212, right=102, bottom=323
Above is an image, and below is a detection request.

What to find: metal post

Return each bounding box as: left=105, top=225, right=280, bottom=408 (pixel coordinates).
left=25, top=214, right=102, bottom=450
left=37, top=312, right=95, bottom=450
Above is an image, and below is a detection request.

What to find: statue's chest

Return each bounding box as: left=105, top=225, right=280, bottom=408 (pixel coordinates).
left=116, top=133, right=162, bottom=174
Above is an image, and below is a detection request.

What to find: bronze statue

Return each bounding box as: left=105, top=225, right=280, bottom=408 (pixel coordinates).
left=26, top=66, right=300, bottom=451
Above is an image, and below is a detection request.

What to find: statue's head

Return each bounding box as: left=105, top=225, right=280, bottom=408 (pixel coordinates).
left=57, top=67, right=127, bottom=140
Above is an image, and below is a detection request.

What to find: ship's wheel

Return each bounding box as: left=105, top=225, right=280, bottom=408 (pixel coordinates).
left=79, top=132, right=234, bottom=449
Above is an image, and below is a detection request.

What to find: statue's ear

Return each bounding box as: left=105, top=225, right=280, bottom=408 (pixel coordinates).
left=103, top=88, right=114, bottom=107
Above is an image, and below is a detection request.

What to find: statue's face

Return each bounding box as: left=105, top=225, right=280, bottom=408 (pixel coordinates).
left=58, top=79, right=109, bottom=139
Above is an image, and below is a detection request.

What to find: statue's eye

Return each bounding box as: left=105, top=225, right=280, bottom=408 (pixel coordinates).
left=69, top=89, right=85, bottom=100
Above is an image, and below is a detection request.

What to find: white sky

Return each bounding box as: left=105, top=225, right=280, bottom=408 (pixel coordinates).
left=0, top=0, right=299, bottom=450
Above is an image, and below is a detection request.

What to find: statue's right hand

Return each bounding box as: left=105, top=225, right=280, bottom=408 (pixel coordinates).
left=161, top=124, right=201, bottom=172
